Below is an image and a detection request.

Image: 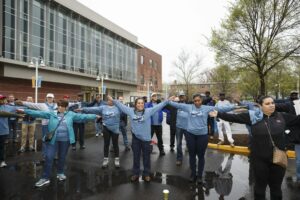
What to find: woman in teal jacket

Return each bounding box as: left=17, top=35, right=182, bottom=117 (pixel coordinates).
left=18, top=100, right=98, bottom=188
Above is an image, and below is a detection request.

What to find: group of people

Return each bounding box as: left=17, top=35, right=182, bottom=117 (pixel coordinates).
left=1, top=90, right=300, bottom=200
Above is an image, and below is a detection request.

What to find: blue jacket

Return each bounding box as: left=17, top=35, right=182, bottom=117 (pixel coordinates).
left=82, top=105, right=121, bottom=134
left=169, top=102, right=235, bottom=135
left=113, top=100, right=169, bottom=141
left=145, top=101, right=164, bottom=125
left=0, top=105, right=19, bottom=135
left=24, top=109, right=96, bottom=144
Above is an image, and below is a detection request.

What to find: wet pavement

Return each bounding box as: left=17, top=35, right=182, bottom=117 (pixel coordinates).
left=1, top=122, right=300, bottom=199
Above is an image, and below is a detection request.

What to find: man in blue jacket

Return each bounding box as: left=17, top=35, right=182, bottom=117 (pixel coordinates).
left=145, top=93, right=165, bottom=156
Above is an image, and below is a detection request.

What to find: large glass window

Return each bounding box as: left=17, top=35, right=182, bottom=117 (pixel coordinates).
left=3, top=0, right=15, bottom=59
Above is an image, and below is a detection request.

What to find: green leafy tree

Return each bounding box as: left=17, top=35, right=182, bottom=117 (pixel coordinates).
left=210, top=0, right=300, bottom=95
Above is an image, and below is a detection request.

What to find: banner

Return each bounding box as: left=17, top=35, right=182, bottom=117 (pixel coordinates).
left=32, top=76, right=43, bottom=88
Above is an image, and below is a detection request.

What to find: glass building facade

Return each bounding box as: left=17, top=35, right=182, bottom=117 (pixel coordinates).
left=2, top=0, right=137, bottom=83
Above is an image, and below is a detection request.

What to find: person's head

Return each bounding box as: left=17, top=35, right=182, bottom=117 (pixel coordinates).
left=142, top=96, right=147, bottom=103
left=205, top=91, right=210, bottom=97
left=107, top=97, right=113, bottom=106
left=26, top=96, right=33, bottom=102
left=57, top=99, right=69, bottom=112
left=192, top=93, right=203, bottom=108
left=135, top=97, right=145, bottom=111
left=95, top=94, right=101, bottom=101
left=258, top=96, right=275, bottom=116
left=151, top=93, right=158, bottom=102
left=0, top=94, right=7, bottom=105
left=290, top=91, right=299, bottom=101
left=219, top=92, right=225, bottom=101
left=118, top=96, right=124, bottom=103
left=178, top=92, right=186, bottom=102
left=46, top=93, right=54, bottom=103
left=8, top=94, right=15, bottom=103
left=77, top=94, right=83, bottom=101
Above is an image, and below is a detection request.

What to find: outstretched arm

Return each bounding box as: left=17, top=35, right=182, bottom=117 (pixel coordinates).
left=22, top=109, right=51, bottom=119
left=209, top=110, right=251, bottom=125
left=81, top=106, right=104, bottom=115
left=168, top=101, right=190, bottom=112
left=108, top=95, right=133, bottom=116
left=148, top=100, right=170, bottom=116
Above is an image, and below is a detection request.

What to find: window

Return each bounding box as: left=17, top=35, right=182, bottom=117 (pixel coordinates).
left=149, top=59, right=153, bottom=67
left=140, top=75, right=144, bottom=84
left=140, top=55, right=144, bottom=64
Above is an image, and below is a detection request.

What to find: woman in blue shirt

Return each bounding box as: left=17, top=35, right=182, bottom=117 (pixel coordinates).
left=108, top=95, right=169, bottom=182
left=78, top=98, right=121, bottom=168
left=169, top=94, right=236, bottom=184
left=17, top=100, right=98, bottom=188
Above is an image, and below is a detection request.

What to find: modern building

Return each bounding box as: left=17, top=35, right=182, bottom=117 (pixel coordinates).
left=130, top=46, right=162, bottom=102
left=0, top=0, right=144, bottom=102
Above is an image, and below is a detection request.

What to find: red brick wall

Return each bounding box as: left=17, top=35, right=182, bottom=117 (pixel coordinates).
left=137, top=47, right=162, bottom=93
left=0, top=77, right=82, bottom=102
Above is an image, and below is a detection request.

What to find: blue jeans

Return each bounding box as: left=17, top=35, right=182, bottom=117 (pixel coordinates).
left=176, top=127, right=186, bottom=161
left=185, top=132, right=208, bottom=178
left=295, top=144, right=300, bottom=181
left=95, top=120, right=102, bottom=134
left=42, top=141, right=70, bottom=179
left=8, top=119, right=17, bottom=139
left=42, top=125, right=48, bottom=157
left=120, top=121, right=128, bottom=146
left=132, top=134, right=151, bottom=176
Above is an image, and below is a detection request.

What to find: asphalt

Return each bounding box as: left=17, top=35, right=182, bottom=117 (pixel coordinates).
left=1, top=122, right=300, bottom=200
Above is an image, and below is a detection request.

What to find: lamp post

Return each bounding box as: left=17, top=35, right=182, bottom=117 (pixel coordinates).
left=28, top=57, right=45, bottom=103
left=96, top=73, right=107, bottom=100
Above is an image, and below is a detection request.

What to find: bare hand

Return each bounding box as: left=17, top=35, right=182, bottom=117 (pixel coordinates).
left=209, top=110, right=218, bottom=117
left=74, top=108, right=82, bottom=112
left=96, top=115, right=101, bottom=119
left=15, top=100, right=23, bottom=106
left=168, top=96, right=176, bottom=101
left=16, top=109, right=25, bottom=113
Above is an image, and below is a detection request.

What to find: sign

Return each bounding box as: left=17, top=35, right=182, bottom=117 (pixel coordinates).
left=32, top=76, right=42, bottom=88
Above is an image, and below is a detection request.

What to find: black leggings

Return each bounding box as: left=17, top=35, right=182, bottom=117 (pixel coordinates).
left=103, top=126, right=119, bottom=157
left=252, top=157, right=285, bottom=200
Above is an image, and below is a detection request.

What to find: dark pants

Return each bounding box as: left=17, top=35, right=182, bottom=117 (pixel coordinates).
left=169, top=125, right=176, bottom=148
left=42, top=141, right=70, bottom=179
left=252, top=157, right=285, bottom=200
left=72, top=123, right=85, bottom=147
left=185, top=132, right=208, bottom=178
left=42, top=125, right=48, bottom=157
left=103, top=126, right=119, bottom=157
left=8, top=119, right=17, bottom=139
left=0, top=135, right=7, bottom=161
left=176, top=127, right=187, bottom=161
left=207, top=117, right=215, bottom=136
left=151, top=125, right=164, bottom=151
left=132, top=134, right=151, bottom=176
left=120, top=121, right=128, bottom=146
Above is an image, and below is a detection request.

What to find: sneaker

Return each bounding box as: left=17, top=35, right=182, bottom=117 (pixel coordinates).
left=102, top=157, right=109, bottom=168
left=142, top=175, right=151, bottom=182
left=101, top=133, right=103, bottom=137
left=72, top=146, right=76, bottom=151
left=159, top=150, right=166, bottom=156
left=176, top=160, right=182, bottom=166
left=57, top=173, right=67, bottom=181
left=29, top=146, right=35, bottom=152
left=130, top=175, right=139, bottom=182
left=80, top=145, right=86, bottom=150
left=19, top=147, right=25, bottom=153
left=114, top=157, right=120, bottom=168
left=217, top=141, right=224, bottom=145
left=0, top=161, right=7, bottom=168
left=230, top=143, right=235, bottom=148
left=13, top=139, right=18, bottom=143
left=197, top=177, right=203, bottom=184
left=189, top=176, right=197, bottom=183
left=35, top=178, right=50, bottom=187
left=125, top=145, right=130, bottom=151
left=96, top=133, right=99, bottom=137
left=170, top=147, right=175, bottom=152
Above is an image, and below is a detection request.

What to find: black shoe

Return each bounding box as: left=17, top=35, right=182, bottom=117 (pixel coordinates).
left=72, top=146, right=76, bottom=151
left=197, top=177, right=203, bottom=184
left=125, top=146, right=130, bottom=151
left=170, top=147, right=175, bottom=152
left=80, top=145, right=85, bottom=150
left=189, top=176, right=197, bottom=183
left=159, top=150, right=166, bottom=156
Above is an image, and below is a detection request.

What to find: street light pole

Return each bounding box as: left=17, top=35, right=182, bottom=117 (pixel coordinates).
left=29, top=57, right=45, bottom=103
left=96, top=74, right=107, bottom=100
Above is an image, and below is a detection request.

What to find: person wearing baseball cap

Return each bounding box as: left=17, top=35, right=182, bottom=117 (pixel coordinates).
left=63, top=95, right=70, bottom=101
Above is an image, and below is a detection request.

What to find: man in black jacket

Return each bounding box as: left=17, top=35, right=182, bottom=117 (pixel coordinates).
left=118, top=96, right=130, bottom=151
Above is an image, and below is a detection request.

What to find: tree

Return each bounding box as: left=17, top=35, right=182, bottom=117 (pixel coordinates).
left=210, top=0, right=300, bottom=95
left=171, top=49, right=203, bottom=98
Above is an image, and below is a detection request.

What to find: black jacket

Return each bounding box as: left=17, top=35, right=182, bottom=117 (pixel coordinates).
left=217, top=111, right=300, bottom=160
left=164, top=105, right=177, bottom=127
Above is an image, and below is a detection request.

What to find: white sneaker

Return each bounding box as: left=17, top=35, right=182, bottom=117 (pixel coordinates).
left=102, top=157, right=109, bottom=168
left=35, top=178, right=50, bottom=187
left=96, top=133, right=99, bottom=137
left=0, top=161, right=7, bottom=168
left=57, top=173, right=67, bottom=181
left=114, top=157, right=120, bottom=168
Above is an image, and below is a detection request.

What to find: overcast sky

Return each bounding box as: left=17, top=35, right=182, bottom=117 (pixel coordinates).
left=77, top=0, right=232, bottom=83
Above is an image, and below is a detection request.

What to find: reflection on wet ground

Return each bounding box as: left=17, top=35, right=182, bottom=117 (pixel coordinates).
left=1, top=137, right=300, bottom=200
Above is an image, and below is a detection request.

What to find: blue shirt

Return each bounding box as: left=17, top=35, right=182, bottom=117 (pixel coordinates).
left=0, top=105, right=19, bottom=135
left=82, top=105, right=121, bottom=134
left=176, top=104, right=189, bottom=129
left=169, top=102, right=235, bottom=135
left=113, top=100, right=169, bottom=141
left=55, top=113, right=69, bottom=141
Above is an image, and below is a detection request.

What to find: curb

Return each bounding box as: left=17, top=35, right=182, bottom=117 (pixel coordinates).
left=208, top=143, right=296, bottom=159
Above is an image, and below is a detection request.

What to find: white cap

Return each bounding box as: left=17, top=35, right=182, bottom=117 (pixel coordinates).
left=46, top=93, right=54, bottom=98
left=151, top=93, right=157, bottom=97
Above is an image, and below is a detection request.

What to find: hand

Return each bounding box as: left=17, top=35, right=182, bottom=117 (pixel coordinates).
left=96, top=115, right=101, bottom=119
left=107, top=95, right=113, bottom=101
left=168, top=96, right=176, bottom=101
left=15, top=100, right=23, bottom=106
left=74, top=108, right=82, bottom=112
left=16, top=109, right=25, bottom=113
left=209, top=110, right=218, bottom=117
